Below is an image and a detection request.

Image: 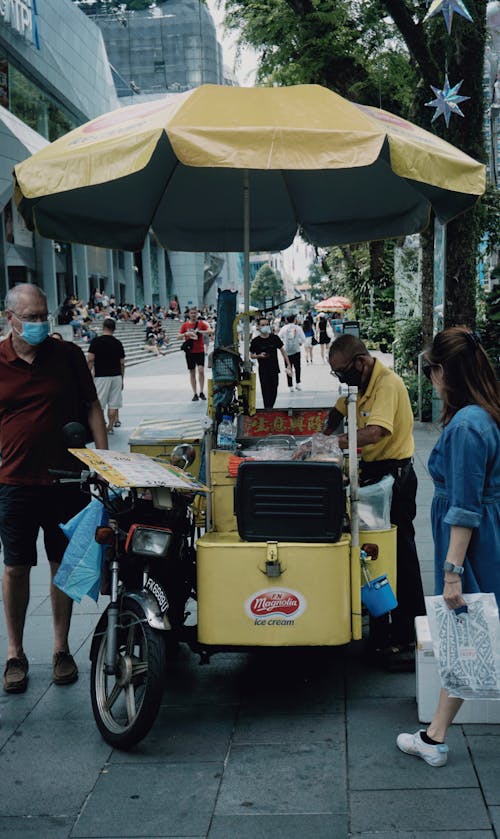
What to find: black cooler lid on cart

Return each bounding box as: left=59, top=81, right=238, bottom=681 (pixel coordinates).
left=235, top=461, right=345, bottom=543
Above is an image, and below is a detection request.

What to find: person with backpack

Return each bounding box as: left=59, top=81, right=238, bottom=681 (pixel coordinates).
left=279, top=314, right=306, bottom=393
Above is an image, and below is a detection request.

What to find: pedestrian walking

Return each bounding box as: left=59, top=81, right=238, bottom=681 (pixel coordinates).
left=279, top=314, right=306, bottom=392
left=250, top=316, right=292, bottom=409
left=302, top=313, right=316, bottom=364
left=178, top=307, right=212, bottom=402
left=87, top=317, right=125, bottom=435
left=397, top=327, right=500, bottom=767
left=0, top=284, right=107, bottom=694
left=315, top=313, right=332, bottom=362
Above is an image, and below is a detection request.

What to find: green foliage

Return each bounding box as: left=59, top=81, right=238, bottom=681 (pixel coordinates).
left=400, top=371, right=433, bottom=421
left=480, top=288, right=500, bottom=376
left=250, top=262, right=285, bottom=307
left=364, top=310, right=394, bottom=348
left=395, top=317, right=425, bottom=371
left=222, top=0, right=415, bottom=102
left=307, top=261, right=329, bottom=301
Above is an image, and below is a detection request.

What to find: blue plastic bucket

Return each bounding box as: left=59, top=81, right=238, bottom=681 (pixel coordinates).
left=361, top=574, right=398, bottom=617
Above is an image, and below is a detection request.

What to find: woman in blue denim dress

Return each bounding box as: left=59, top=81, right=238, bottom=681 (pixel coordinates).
left=397, top=326, right=500, bottom=767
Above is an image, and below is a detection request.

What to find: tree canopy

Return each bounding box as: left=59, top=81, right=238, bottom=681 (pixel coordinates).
left=220, top=0, right=489, bottom=333
left=250, top=263, right=285, bottom=307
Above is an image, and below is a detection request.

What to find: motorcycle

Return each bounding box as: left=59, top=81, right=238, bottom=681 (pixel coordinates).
left=53, top=427, right=198, bottom=749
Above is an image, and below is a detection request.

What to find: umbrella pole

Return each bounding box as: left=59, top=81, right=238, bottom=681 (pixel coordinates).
left=243, top=169, right=251, bottom=372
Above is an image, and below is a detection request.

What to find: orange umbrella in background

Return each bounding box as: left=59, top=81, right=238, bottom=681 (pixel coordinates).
left=315, top=296, right=352, bottom=312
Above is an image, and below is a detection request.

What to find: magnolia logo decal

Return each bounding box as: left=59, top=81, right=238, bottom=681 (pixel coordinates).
left=245, top=588, right=306, bottom=626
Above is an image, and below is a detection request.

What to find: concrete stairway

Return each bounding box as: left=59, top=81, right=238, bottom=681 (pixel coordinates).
left=77, top=318, right=184, bottom=367
left=0, top=316, right=184, bottom=367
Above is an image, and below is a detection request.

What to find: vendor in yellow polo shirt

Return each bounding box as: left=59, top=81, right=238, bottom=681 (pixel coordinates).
left=324, top=335, right=425, bottom=672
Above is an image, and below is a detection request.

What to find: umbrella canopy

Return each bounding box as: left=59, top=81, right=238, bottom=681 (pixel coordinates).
left=316, top=296, right=352, bottom=312
left=14, top=84, right=485, bottom=255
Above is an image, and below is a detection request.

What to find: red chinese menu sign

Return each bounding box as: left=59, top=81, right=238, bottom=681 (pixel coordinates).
left=239, top=408, right=329, bottom=438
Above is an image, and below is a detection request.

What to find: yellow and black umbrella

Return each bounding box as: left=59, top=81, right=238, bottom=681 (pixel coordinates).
left=14, top=83, right=485, bottom=256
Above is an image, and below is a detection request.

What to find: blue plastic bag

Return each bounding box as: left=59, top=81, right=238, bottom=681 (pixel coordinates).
left=54, top=498, right=108, bottom=603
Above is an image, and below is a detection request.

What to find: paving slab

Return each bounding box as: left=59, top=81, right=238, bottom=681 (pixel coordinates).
left=490, top=806, right=500, bottom=833
left=0, top=719, right=111, bottom=817
left=107, top=705, right=237, bottom=764
left=208, top=813, right=348, bottom=838
left=347, top=698, right=478, bottom=790
left=349, top=832, right=494, bottom=838
left=0, top=815, right=74, bottom=838
left=233, top=709, right=344, bottom=745
left=465, top=735, right=500, bottom=804
left=238, top=647, right=346, bottom=713
left=24, top=675, right=94, bottom=722
left=214, top=742, right=346, bottom=816
left=350, top=788, right=491, bottom=833
left=72, top=762, right=223, bottom=837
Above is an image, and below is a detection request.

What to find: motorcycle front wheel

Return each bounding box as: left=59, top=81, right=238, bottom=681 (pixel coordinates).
left=90, top=596, right=166, bottom=749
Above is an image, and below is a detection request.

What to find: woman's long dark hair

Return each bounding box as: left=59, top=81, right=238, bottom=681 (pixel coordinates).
left=426, top=326, right=500, bottom=426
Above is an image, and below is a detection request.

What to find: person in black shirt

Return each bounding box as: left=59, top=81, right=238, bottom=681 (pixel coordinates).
left=249, top=317, right=291, bottom=408
left=87, top=318, right=125, bottom=435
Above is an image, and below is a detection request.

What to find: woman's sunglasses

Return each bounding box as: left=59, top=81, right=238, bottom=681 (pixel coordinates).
left=422, top=361, right=438, bottom=380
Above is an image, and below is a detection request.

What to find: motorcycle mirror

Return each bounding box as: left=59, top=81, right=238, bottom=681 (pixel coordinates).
left=62, top=421, right=87, bottom=449
left=169, top=444, right=196, bottom=470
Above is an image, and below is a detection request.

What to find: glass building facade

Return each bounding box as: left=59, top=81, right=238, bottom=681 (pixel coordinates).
left=0, top=0, right=118, bottom=311
left=84, top=0, right=224, bottom=97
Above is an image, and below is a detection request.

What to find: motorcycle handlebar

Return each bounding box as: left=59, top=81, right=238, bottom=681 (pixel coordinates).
left=48, top=468, right=86, bottom=480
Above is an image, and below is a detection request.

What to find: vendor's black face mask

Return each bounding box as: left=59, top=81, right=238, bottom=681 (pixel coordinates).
left=337, top=368, right=363, bottom=387
left=332, top=355, right=363, bottom=387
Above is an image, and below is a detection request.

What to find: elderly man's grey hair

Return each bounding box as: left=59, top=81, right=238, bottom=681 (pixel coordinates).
left=5, top=284, right=47, bottom=312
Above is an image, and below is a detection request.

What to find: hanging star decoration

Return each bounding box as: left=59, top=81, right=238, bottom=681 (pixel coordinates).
left=425, top=75, right=470, bottom=126
left=423, top=0, right=473, bottom=34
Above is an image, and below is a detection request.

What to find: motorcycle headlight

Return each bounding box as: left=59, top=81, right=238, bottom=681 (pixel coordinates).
left=126, top=525, right=173, bottom=558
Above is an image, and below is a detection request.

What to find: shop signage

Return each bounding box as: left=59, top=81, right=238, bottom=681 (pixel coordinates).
left=240, top=408, right=329, bottom=438
left=0, top=0, right=40, bottom=49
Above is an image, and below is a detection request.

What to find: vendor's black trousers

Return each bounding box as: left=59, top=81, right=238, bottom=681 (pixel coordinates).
left=361, top=460, right=426, bottom=649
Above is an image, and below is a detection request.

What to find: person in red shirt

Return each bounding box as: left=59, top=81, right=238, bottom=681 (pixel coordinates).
left=178, top=307, right=213, bottom=402
left=0, top=284, right=107, bottom=694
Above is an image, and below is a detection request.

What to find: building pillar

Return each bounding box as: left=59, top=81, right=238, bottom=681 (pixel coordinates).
left=157, top=246, right=167, bottom=308
left=73, top=244, right=90, bottom=304
left=0, top=209, right=8, bottom=306
left=35, top=232, right=58, bottom=314
left=168, top=251, right=203, bottom=310
left=124, top=252, right=136, bottom=306
left=105, top=250, right=115, bottom=297
left=142, top=236, right=152, bottom=306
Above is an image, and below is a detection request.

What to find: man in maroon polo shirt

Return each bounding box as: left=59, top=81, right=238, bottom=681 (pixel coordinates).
left=0, top=284, right=107, bottom=694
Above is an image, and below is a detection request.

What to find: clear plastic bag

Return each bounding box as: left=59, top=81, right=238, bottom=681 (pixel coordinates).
left=288, top=433, right=344, bottom=464
left=358, top=474, right=394, bottom=530
left=309, top=433, right=344, bottom=466
left=426, top=593, right=500, bottom=700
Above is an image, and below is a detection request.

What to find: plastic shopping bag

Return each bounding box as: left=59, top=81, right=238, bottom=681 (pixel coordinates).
left=358, top=474, right=394, bottom=530
left=54, top=498, right=108, bottom=603
left=425, top=593, right=500, bottom=700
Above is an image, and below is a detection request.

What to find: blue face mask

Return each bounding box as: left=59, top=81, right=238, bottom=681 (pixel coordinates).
left=259, top=325, right=271, bottom=335
left=16, top=321, right=50, bottom=346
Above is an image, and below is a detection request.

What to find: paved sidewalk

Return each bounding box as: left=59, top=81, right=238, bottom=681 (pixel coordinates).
left=0, top=349, right=498, bottom=838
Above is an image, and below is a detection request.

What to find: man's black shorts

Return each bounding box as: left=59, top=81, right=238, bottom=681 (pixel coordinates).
left=0, top=484, right=85, bottom=567
left=185, top=351, right=205, bottom=370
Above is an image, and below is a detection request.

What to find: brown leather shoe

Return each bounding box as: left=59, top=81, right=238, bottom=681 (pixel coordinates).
left=52, top=651, right=78, bottom=685
left=3, top=653, right=29, bottom=693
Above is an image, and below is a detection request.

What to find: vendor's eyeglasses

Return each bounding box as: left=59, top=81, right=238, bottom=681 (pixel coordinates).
left=330, top=356, right=357, bottom=377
